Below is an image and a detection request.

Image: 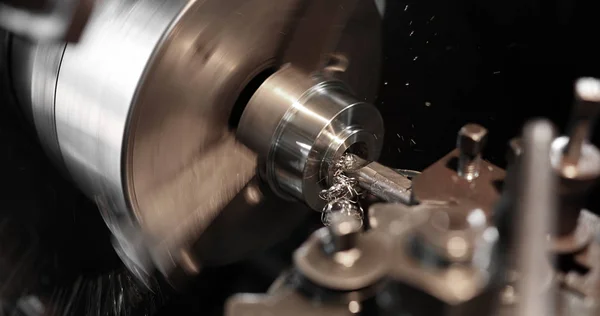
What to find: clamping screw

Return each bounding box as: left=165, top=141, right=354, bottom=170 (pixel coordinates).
left=457, top=123, right=488, bottom=181
left=562, top=77, right=600, bottom=168
left=326, top=212, right=362, bottom=252
left=548, top=78, right=600, bottom=244
left=320, top=212, right=364, bottom=268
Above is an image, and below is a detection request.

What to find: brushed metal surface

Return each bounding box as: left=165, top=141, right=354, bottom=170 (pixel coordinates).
left=10, top=38, right=66, bottom=167
left=8, top=0, right=383, bottom=280
left=124, top=0, right=307, bottom=276
left=237, top=66, right=384, bottom=210
left=55, top=0, right=190, bottom=227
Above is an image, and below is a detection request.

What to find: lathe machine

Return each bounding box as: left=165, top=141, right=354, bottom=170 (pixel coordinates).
left=1, top=0, right=600, bottom=315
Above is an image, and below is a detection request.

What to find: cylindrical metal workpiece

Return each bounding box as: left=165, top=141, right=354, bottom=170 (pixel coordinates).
left=237, top=66, right=384, bottom=211
left=345, top=156, right=413, bottom=204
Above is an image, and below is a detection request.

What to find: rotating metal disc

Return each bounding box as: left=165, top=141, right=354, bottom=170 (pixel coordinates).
left=8, top=0, right=382, bottom=281
left=125, top=0, right=308, bottom=274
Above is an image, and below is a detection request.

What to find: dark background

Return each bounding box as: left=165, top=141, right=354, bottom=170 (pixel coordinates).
left=1, top=0, right=600, bottom=315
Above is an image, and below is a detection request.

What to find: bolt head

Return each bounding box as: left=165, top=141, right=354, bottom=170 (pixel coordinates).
left=457, top=124, right=488, bottom=157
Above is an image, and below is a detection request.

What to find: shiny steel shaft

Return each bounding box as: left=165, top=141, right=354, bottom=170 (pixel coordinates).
left=345, top=154, right=413, bottom=204
left=516, top=119, right=557, bottom=316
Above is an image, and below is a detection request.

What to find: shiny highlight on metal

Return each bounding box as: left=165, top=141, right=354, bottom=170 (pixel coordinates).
left=8, top=0, right=383, bottom=282
left=550, top=77, right=600, bottom=246
left=457, top=123, right=488, bottom=181
left=237, top=66, right=384, bottom=211
left=345, top=154, right=413, bottom=204
left=515, top=119, right=557, bottom=316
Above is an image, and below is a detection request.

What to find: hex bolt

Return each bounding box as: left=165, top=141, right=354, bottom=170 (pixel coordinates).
left=457, top=123, right=488, bottom=181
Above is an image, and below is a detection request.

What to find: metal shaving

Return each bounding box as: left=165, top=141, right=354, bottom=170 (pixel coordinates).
left=319, top=154, right=364, bottom=227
